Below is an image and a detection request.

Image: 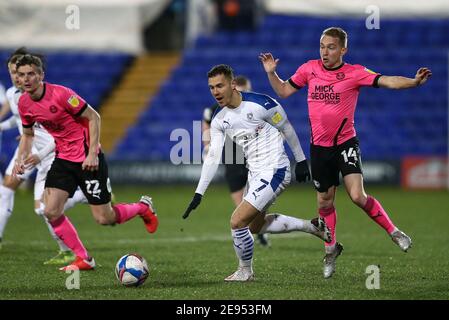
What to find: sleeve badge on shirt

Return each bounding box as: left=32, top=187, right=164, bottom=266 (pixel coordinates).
left=271, top=112, right=283, bottom=124
left=364, top=68, right=377, bottom=74
left=68, top=95, right=80, bottom=107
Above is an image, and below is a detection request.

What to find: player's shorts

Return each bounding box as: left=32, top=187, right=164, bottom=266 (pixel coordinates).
left=224, top=163, right=248, bottom=193
left=45, top=152, right=112, bottom=205
left=243, top=166, right=291, bottom=212
left=310, top=136, right=363, bottom=193
left=6, top=146, right=55, bottom=200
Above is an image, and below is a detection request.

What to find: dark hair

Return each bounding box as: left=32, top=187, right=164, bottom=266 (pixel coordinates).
left=6, top=47, right=29, bottom=67
left=207, top=64, right=234, bottom=80
left=234, top=75, right=250, bottom=87
left=322, top=27, right=348, bottom=48
left=15, top=54, right=44, bottom=74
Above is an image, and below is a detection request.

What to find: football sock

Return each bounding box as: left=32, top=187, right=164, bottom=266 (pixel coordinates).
left=319, top=206, right=337, bottom=248
left=50, top=215, right=88, bottom=260
left=112, top=202, right=147, bottom=224
left=231, top=227, right=254, bottom=269
left=259, top=213, right=317, bottom=234
left=363, top=195, right=396, bottom=234
left=36, top=202, right=72, bottom=252
left=0, top=186, right=15, bottom=238
left=41, top=214, right=71, bottom=252
left=64, top=189, right=88, bottom=211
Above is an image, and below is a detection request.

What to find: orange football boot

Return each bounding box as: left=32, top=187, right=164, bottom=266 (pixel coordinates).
left=59, top=256, right=95, bottom=271
left=139, top=196, right=159, bottom=233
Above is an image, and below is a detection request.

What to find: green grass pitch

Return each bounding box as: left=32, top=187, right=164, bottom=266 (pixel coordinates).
left=0, top=184, right=448, bottom=299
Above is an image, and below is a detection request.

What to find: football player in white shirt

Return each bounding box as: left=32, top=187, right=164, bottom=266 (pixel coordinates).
left=202, top=75, right=271, bottom=247
left=0, top=49, right=87, bottom=264
left=183, top=64, right=332, bottom=281
left=0, top=81, right=9, bottom=185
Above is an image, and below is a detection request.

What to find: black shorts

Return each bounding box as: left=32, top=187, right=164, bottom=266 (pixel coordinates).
left=45, top=152, right=112, bottom=205
left=224, top=164, right=248, bottom=193
left=310, top=137, right=363, bottom=193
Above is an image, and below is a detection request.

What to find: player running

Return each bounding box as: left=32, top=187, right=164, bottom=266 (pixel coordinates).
left=202, top=75, right=270, bottom=247
left=183, top=64, right=331, bottom=282
left=13, top=54, right=159, bottom=271
left=0, top=48, right=90, bottom=264
left=260, top=27, right=431, bottom=278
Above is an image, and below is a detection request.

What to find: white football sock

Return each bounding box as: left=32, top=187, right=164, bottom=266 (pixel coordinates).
left=0, top=186, right=15, bottom=238
left=231, top=227, right=254, bottom=269
left=260, top=213, right=316, bottom=234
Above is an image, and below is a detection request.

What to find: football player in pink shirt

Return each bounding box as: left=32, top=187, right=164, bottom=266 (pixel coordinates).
left=13, top=54, right=159, bottom=271
left=260, top=27, right=431, bottom=278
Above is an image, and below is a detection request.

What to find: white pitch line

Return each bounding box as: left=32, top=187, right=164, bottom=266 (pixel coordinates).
left=4, top=232, right=310, bottom=246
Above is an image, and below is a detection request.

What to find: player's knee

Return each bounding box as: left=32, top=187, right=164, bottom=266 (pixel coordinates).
left=43, top=208, right=61, bottom=221
left=349, top=192, right=366, bottom=207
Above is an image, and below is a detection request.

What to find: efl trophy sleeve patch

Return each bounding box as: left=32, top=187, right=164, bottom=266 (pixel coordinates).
left=271, top=112, right=283, bottom=124
left=68, top=95, right=80, bottom=107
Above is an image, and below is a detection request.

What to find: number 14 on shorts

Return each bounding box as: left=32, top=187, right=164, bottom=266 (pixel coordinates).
left=341, top=147, right=358, bottom=167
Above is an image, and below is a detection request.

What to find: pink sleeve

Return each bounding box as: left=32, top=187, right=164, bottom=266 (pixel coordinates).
left=18, top=97, right=34, bottom=128
left=288, top=62, right=309, bottom=89
left=354, top=65, right=381, bottom=87
left=58, top=86, right=87, bottom=116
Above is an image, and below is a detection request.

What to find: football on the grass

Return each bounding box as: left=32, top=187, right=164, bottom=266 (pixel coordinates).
left=115, top=253, right=149, bottom=287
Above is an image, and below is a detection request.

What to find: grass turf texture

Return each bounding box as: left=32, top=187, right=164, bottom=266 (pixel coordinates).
left=0, top=185, right=448, bottom=299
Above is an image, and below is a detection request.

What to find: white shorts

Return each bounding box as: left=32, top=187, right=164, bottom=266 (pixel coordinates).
left=243, top=166, right=291, bottom=212
left=6, top=147, right=55, bottom=200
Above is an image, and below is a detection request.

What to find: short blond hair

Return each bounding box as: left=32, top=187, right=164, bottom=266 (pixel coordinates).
left=322, top=27, right=348, bottom=48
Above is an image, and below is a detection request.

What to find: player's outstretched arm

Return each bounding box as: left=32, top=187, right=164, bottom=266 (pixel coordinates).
left=378, top=67, right=432, bottom=89
left=259, top=52, right=297, bottom=98
left=183, top=124, right=224, bottom=219
left=182, top=193, right=203, bottom=219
